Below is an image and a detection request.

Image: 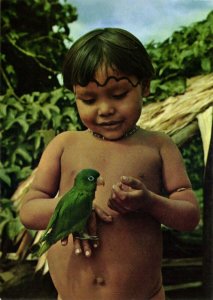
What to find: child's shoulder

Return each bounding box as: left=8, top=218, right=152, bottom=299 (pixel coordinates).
left=53, top=130, right=85, bottom=141
left=139, top=128, right=175, bottom=149
left=47, top=130, right=86, bottom=149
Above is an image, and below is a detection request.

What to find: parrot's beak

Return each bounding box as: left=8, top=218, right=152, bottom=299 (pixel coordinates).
left=97, top=176, right=105, bottom=186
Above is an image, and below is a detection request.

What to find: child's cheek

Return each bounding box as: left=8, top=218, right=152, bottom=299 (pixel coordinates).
left=78, top=111, right=95, bottom=128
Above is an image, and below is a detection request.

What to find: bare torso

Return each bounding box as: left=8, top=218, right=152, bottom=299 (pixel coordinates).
left=47, top=129, right=165, bottom=300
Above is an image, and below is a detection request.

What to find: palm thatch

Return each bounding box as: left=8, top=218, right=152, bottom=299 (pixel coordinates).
left=137, top=73, right=213, bottom=155
left=11, top=73, right=213, bottom=273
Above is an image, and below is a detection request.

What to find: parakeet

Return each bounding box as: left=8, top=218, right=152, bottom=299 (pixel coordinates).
left=36, top=168, right=104, bottom=256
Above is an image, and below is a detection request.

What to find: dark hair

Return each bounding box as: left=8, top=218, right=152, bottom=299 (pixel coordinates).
left=63, top=28, right=155, bottom=91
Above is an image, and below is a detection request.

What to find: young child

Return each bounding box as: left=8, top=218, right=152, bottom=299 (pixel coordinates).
left=20, top=28, right=200, bottom=300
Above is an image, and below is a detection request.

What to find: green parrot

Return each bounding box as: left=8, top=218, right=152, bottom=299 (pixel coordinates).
left=36, top=169, right=104, bottom=256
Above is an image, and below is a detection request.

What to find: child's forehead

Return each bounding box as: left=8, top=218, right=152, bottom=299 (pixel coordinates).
left=94, top=67, right=139, bottom=87
left=74, top=67, right=140, bottom=92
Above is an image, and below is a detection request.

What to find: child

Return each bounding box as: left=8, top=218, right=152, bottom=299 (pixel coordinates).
left=20, top=28, right=200, bottom=300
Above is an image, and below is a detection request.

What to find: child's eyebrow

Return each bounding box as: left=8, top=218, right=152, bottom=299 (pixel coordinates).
left=74, top=90, right=96, bottom=98
left=91, top=76, right=140, bottom=88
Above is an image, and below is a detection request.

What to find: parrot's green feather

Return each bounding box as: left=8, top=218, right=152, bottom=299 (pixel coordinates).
left=36, top=169, right=100, bottom=256
left=38, top=240, right=51, bottom=257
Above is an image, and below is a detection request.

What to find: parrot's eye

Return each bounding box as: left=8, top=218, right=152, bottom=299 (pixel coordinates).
left=88, top=176, right=95, bottom=182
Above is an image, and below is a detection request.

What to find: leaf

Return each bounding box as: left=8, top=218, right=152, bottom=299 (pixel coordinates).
left=0, top=219, right=10, bottom=236
left=150, top=79, right=161, bottom=94
left=0, top=198, right=14, bottom=209
left=7, top=217, right=24, bottom=241
left=46, top=103, right=60, bottom=114
left=16, top=147, right=32, bottom=163
left=38, top=92, right=49, bottom=104
left=0, top=169, right=11, bottom=186
left=201, top=57, right=211, bottom=72
left=39, top=129, right=56, bottom=147
left=6, top=64, right=15, bottom=75
left=41, top=106, right=51, bottom=119
left=0, top=103, right=7, bottom=117
left=7, top=98, right=24, bottom=111
left=50, top=88, right=64, bottom=104
left=5, top=117, right=29, bottom=133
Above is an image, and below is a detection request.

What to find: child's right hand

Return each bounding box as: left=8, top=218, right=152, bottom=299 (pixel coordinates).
left=62, top=205, right=113, bottom=257
left=108, top=176, right=152, bottom=214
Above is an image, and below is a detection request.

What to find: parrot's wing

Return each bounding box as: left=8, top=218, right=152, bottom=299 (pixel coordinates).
left=41, top=188, right=93, bottom=244
left=59, top=189, right=93, bottom=231
left=51, top=190, right=93, bottom=240
left=39, top=192, right=69, bottom=242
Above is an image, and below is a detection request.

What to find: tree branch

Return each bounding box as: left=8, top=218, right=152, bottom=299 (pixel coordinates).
left=0, top=65, right=19, bottom=99
left=7, top=35, right=58, bottom=74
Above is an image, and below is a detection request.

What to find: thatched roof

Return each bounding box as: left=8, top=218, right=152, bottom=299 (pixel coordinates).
left=138, top=73, right=213, bottom=164
left=11, top=73, right=213, bottom=272
left=138, top=73, right=212, bottom=145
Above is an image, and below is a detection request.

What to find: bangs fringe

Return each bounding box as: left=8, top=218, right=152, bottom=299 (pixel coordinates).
left=63, top=28, right=155, bottom=91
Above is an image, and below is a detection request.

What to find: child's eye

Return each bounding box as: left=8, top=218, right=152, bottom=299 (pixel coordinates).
left=81, top=98, right=95, bottom=105
left=113, top=92, right=128, bottom=99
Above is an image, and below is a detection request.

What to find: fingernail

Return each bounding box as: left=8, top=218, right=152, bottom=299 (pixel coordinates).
left=93, top=243, right=98, bottom=248
left=85, top=250, right=91, bottom=257
left=112, top=193, right=116, bottom=199
left=75, top=248, right=81, bottom=255
left=122, top=176, right=128, bottom=182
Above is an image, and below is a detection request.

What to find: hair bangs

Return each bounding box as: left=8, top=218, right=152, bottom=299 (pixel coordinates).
left=63, top=28, right=155, bottom=91
left=74, top=42, right=105, bottom=87
left=63, top=32, right=106, bottom=91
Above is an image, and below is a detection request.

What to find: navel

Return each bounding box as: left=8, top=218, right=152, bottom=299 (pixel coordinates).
left=94, top=276, right=105, bottom=286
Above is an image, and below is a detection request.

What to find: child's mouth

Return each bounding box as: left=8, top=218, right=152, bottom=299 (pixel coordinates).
left=99, top=121, right=123, bottom=129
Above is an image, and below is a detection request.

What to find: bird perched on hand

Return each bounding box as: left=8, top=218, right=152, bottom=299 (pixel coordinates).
left=36, top=169, right=104, bottom=256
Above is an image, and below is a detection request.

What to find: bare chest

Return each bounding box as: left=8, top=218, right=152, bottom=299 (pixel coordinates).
left=60, top=139, right=162, bottom=196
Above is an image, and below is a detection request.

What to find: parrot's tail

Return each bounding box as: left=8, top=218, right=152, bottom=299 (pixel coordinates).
left=37, top=241, right=51, bottom=257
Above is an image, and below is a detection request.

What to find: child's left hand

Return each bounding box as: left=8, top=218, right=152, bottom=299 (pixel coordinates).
left=108, top=176, right=152, bottom=214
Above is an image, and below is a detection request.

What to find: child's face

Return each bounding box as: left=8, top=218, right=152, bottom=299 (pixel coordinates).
left=74, top=67, right=149, bottom=140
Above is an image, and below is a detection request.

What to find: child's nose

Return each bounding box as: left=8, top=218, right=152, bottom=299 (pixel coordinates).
left=98, top=102, right=115, bottom=116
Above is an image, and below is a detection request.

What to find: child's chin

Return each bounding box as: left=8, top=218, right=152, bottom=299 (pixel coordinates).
left=102, top=132, right=125, bottom=141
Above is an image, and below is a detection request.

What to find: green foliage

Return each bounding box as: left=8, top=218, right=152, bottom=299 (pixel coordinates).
left=1, top=0, right=77, bottom=95
left=180, top=133, right=205, bottom=219
left=144, top=12, right=212, bottom=205
left=0, top=199, right=23, bottom=240
left=0, top=198, right=25, bottom=256
left=0, top=0, right=81, bottom=202
left=146, top=11, right=213, bottom=102
left=181, top=134, right=205, bottom=191
left=0, top=88, right=81, bottom=197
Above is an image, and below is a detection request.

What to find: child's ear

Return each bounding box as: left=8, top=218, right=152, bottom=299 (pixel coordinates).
left=141, top=80, right=150, bottom=97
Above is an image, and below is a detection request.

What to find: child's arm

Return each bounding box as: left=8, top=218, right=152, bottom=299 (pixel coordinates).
left=19, top=133, right=65, bottom=230
left=108, top=134, right=200, bottom=231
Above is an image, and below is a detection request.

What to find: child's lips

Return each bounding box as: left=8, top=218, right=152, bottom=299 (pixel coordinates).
left=99, top=121, right=123, bottom=128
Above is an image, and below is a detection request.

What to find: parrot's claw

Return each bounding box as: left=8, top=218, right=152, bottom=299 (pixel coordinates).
left=75, top=233, right=99, bottom=241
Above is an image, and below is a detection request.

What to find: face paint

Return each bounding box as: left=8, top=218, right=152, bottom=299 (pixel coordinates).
left=90, top=76, right=141, bottom=88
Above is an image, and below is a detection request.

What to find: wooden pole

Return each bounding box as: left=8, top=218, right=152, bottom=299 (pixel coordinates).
left=203, top=119, right=213, bottom=299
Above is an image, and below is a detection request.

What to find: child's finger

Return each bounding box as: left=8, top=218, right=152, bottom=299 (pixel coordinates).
left=108, top=197, right=129, bottom=214
left=112, top=184, right=127, bottom=201
left=94, top=205, right=113, bottom=223
left=61, top=236, right=68, bottom=246
left=88, top=211, right=99, bottom=248
left=120, top=176, right=143, bottom=190
left=73, top=236, right=82, bottom=256
left=82, top=240, right=92, bottom=257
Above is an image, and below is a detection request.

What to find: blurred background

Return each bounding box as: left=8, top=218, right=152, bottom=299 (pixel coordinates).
left=0, top=0, right=212, bottom=299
